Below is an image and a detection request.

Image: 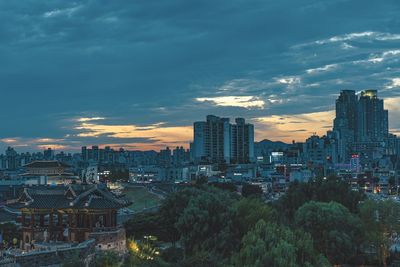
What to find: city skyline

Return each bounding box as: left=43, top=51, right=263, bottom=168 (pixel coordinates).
left=2, top=1, right=400, bottom=151
left=3, top=2, right=400, bottom=266
left=1, top=89, right=399, bottom=153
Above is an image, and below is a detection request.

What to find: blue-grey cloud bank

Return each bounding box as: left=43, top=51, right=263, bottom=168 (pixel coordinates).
left=1, top=0, right=400, bottom=151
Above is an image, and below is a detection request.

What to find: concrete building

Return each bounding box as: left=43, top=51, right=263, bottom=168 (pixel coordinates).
left=289, top=169, right=313, bottom=183
left=303, top=135, right=326, bottom=164
left=193, top=115, right=254, bottom=164
left=333, top=90, right=358, bottom=163
left=230, top=118, right=255, bottom=164
left=158, top=147, right=172, bottom=167
left=226, top=164, right=257, bottom=181
left=172, top=146, right=189, bottom=166
left=357, top=90, right=388, bottom=142
left=43, top=148, right=54, bottom=160
left=193, top=115, right=231, bottom=164
left=129, top=167, right=160, bottom=182
left=332, top=89, right=390, bottom=166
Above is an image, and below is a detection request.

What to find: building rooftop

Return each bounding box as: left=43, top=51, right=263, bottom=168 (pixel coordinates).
left=23, top=161, right=71, bottom=169
left=20, top=172, right=75, bottom=177
left=15, top=184, right=131, bottom=210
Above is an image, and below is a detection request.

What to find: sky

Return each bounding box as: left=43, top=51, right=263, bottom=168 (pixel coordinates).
left=1, top=0, right=400, bottom=152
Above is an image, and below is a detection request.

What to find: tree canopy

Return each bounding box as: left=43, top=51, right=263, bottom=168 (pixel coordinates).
left=295, top=201, right=363, bottom=264
left=123, top=179, right=396, bottom=267
left=359, top=199, right=400, bottom=266
left=231, top=220, right=330, bottom=267
left=276, top=176, right=365, bottom=220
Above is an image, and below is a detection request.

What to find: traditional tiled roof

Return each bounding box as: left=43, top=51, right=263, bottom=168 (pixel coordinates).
left=18, top=184, right=131, bottom=210
left=24, top=161, right=71, bottom=169
left=20, top=172, right=75, bottom=177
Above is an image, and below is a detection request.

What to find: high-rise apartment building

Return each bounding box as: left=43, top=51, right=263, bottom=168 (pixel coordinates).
left=193, top=115, right=254, bottom=164
left=5, top=147, right=18, bottom=170
left=333, top=90, right=358, bottom=162
left=333, top=89, right=389, bottom=163
left=43, top=148, right=55, bottom=160
left=193, top=122, right=206, bottom=162
left=159, top=147, right=172, bottom=167
left=172, top=146, right=189, bottom=166
left=357, top=90, right=388, bottom=142
left=193, top=115, right=231, bottom=164
left=333, top=90, right=357, bottom=138
left=230, top=118, right=255, bottom=164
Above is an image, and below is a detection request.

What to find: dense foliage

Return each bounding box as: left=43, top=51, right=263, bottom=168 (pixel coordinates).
left=359, top=199, right=400, bottom=266
left=120, top=178, right=400, bottom=266
left=231, top=220, right=330, bottom=267
left=275, top=175, right=365, bottom=220
left=294, top=201, right=363, bottom=264
left=95, top=251, right=120, bottom=267
left=241, top=183, right=263, bottom=198
left=107, top=169, right=129, bottom=182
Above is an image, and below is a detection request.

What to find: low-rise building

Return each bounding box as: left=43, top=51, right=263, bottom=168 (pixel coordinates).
left=21, top=161, right=79, bottom=185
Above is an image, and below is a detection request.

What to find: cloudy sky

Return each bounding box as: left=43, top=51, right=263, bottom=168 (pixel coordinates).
left=1, top=0, right=400, bottom=152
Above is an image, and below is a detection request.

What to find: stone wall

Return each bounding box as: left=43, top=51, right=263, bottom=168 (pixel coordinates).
left=88, top=227, right=127, bottom=253
left=6, top=239, right=95, bottom=267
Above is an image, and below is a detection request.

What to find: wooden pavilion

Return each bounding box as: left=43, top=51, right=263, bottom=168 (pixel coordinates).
left=15, top=184, right=131, bottom=247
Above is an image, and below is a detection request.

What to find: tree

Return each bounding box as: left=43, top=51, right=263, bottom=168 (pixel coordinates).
left=176, top=187, right=238, bottom=258
left=0, top=223, right=20, bottom=248
left=388, top=176, right=396, bottom=187
left=276, top=176, right=365, bottom=220
left=294, top=201, right=363, bottom=264
left=313, top=175, right=364, bottom=213
left=108, top=169, right=129, bottom=182
left=160, top=247, right=184, bottom=264
left=210, top=182, right=237, bottom=192
left=194, top=175, right=208, bottom=185
left=96, top=251, right=121, bottom=267
left=359, top=200, right=400, bottom=266
left=178, top=249, right=221, bottom=267
left=61, top=252, right=85, bottom=267
left=125, top=212, right=173, bottom=242
left=388, top=176, right=396, bottom=194
left=158, top=187, right=206, bottom=244
left=124, top=239, right=170, bottom=267
left=233, top=198, right=276, bottom=238
left=231, top=220, right=330, bottom=267
left=241, top=184, right=262, bottom=198
left=274, top=180, right=312, bottom=220
left=158, top=186, right=240, bottom=247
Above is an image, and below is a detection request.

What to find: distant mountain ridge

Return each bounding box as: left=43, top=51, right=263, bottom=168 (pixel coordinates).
left=254, top=139, right=289, bottom=156
left=255, top=139, right=289, bottom=149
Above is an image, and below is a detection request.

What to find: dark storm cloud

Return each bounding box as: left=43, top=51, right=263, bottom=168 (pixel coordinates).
left=1, top=0, right=400, bottom=151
